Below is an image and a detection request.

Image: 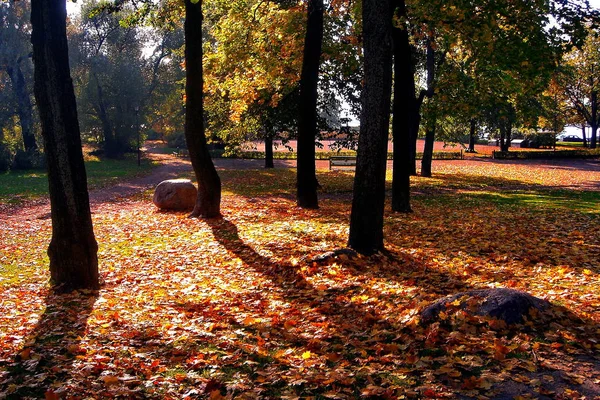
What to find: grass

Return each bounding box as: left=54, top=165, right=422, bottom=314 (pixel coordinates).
left=0, top=156, right=155, bottom=205
left=555, top=141, right=586, bottom=148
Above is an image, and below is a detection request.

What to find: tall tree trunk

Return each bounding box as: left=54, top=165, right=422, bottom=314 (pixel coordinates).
left=506, top=121, right=512, bottom=150
left=31, top=0, right=98, bottom=291
left=591, top=91, right=597, bottom=149
left=582, top=123, right=588, bottom=148
left=468, top=118, right=476, bottom=152
left=391, top=0, right=413, bottom=213
left=184, top=0, right=221, bottom=218
left=264, top=133, right=274, bottom=169
left=92, top=73, right=118, bottom=157
left=499, top=127, right=506, bottom=152
left=421, top=117, right=436, bottom=177
left=348, top=0, right=393, bottom=255
left=420, top=38, right=436, bottom=178
left=6, top=62, right=37, bottom=152
left=296, top=0, right=323, bottom=209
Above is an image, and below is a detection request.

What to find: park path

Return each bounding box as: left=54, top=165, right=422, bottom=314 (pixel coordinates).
left=2, top=142, right=600, bottom=222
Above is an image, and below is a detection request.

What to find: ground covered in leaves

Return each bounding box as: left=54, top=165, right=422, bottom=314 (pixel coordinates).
left=1, top=159, right=599, bottom=399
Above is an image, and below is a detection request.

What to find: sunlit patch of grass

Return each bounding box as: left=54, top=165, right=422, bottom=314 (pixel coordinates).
left=0, top=232, right=49, bottom=289
left=0, top=156, right=156, bottom=205
left=451, top=190, right=600, bottom=214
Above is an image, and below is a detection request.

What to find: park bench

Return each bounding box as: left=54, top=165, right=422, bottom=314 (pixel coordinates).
left=174, top=148, right=190, bottom=158
left=329, top=155, right=357, bottom=170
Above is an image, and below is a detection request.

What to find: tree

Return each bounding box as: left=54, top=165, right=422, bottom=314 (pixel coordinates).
left=31, top=0, right=99, bottom=291
left=0, top=1, right=38, bottom=152
left=348, top=0, right=393, bottom=255
left=391, top=0, right=416, bottom=212
left=557, top=28, right=600, bottom=149
left=203, top=0, right=305, bottom=166
left=69, top=0, right=147, bottom=157
left=184, top=0, right=222, bottom=218
left=296, top=0, right=324, bottom=209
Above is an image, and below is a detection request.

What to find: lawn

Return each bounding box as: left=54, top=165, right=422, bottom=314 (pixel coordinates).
left=0, top=156, right=155, bottom=205
left=0, top=161, right=599, bottom=399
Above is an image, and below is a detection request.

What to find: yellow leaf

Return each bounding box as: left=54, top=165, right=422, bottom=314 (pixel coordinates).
left=302, top=351, right=312, bottom=359
left=102, top=375, right=120, bottom=386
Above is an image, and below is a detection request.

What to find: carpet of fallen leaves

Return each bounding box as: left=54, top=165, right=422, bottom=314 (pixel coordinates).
left=1, top=160, right=599, bottom=399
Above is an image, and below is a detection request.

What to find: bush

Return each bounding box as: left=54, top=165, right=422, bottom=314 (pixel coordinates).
left=166, top=132, right=187, bottom=149
left=493, top=149, right=600, bottom=160
left=521, top=132, right=555, bottom=148
left=146, top=129, right=163, bottom=141
left=0, top=144, right=12, bottom=172
left=12, top=149, right=46, bottom=170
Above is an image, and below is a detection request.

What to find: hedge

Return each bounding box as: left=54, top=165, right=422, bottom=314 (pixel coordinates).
left=492, top=149, right=600, bottom=160
left=213, top=150, right=464, bottom=161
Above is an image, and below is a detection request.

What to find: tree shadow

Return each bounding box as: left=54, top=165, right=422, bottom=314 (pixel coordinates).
left=161, top=217, right=599, bottom=398
left=0, top=290, right=97, bottom=399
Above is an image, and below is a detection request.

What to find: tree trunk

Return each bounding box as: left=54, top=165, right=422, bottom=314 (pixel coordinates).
left=499, top=125, right=509, bottom=152
left=31, top=0, right=98, bottom=291
left=6, top=62, right=37, bottom=152
left=420, top=39, right=436, bottom=178
left=296, top=0, right=323, bottom=209
left=264, top=132, right=274, bottom=169
left=421, top=118, right=436, bottom=178
left=468, top=119, right=476, bottom=152
left=184, top=0, right=222, bottom=218
left=391, top=0, right=412, bottom=213
left=92, top=73, right=118, bottom=158
left=348, top=0, right=393, bottom=255
left=591, top=91, right=597, bottom=149
left=582, top=123, right=588, bottom=148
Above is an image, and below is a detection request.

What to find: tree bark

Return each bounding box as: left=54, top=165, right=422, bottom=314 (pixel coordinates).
left=420, top=38, right=436, bottom=178
left=468, top=118, right=476, bottom=152
left=591, top=91, right=597, bottom=149
left=93, top=73, right=118, bottom=157
left=31, top=0, right=99, bottom=291
left=499, top=125, right=507, bottom=152
left=264, top=133, right=274, bottom=169
left=421, top=117, right=436, bottom=177
left=582, top=123, right=588, bottom=148
left=296, top=0, right=323, bottom=209
left=184, top=0, right=221, bottom=218
left=348, top=0, right=393, bottom=255
left=391, top=0, right=413, bottom=213
left=6, top=62, right=37, bottom=152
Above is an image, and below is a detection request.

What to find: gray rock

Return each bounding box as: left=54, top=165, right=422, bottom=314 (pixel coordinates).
left=421, top=288, right=550, bottom=325
left=153, top=179, right=197, bottom=211
left=310, top=248, right=359, bottom=264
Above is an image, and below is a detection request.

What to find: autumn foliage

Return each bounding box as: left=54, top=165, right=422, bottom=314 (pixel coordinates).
left=1, top=161, right=599, bottom=398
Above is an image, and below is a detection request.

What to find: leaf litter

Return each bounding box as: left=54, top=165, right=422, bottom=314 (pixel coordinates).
left=0, top=160, right=599, bottom=399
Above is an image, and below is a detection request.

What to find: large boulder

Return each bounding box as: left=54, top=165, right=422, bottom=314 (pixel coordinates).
left=153, top=179, right=197, bottom=211
left=421, top=288, right=550, bottom=325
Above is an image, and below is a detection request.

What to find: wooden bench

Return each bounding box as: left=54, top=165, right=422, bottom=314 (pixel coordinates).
left=329, top=156, right=357, bottom=170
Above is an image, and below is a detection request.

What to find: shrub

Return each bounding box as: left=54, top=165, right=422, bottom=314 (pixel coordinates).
left=0, top=144, right=12, bottom=172
left=12, top=149, right=47, bottom=170
left=166, top=132, right=187, bottom=149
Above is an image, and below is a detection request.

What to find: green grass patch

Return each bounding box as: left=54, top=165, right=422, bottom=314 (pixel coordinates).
left=0, top=156, right=155, bottom=205
left=458, top=189, right=600, bottom=214
left=555, top=141, right=585, bottom=148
